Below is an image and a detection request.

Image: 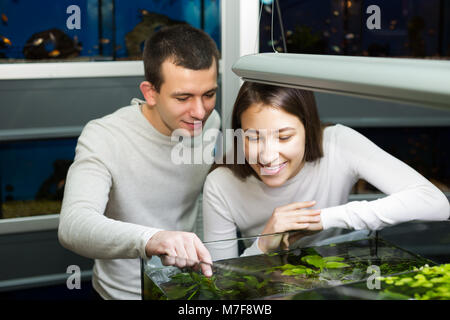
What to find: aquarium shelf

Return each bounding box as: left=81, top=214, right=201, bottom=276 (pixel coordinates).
left=349, top=192, right=450, bottom=202
left=0, top=127, right=83, bottom=142
left=0, top=268, right=92, bottom=293
left=0, top=61, right=144, bottom=80
left=0, top=214, right=59, bottom=235
left=0, top=60, right=223, bottom=81
left=320, top=116, right=450, bottom=127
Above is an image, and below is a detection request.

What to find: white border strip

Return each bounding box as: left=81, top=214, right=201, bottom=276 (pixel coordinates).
left=0, top=126, right=83, bottom=141
left=0, top=59, right=223, bottom=80
left=0, top=61, right=144, bottom=80
left=0, top=214, right=59, bottom=235
left=0, top=270, right=92, bottom=292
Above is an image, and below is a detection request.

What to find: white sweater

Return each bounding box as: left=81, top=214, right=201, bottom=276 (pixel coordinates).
left=58, top=98, right=221, bottom=300
left=202, top=124, right=449, bottom=261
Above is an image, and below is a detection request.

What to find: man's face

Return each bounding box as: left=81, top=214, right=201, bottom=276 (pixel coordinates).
left=145, top=59, right=218, bottom=137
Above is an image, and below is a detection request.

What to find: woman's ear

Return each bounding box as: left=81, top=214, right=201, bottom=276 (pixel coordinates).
left=139, top=81, right=157, bottom=107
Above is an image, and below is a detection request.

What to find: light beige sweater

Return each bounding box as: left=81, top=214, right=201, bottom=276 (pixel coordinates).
left=58, top=98, right=221, bottom=299
left=203, top=124, right=449, bottom=261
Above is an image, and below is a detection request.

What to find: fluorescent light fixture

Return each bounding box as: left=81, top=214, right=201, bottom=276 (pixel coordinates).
left=232, top=53, right=450, bottom=111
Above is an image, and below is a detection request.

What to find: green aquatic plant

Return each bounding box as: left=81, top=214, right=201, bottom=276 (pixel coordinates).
left=378, top=264, right=450, bottom=300
left=265, top=263, right=317, bottom=276
left=168, top=272, right=223, bottom=300
left=301, top=255, right=350, bottom=271
left=166, top=269, right=273, bottom=300
left=263, top=255, right=350, bottom=282
left=243, top=275, right=268, bottom=289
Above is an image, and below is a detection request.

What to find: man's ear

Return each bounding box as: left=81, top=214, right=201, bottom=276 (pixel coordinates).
left=139, top=81, right=158, bottom=106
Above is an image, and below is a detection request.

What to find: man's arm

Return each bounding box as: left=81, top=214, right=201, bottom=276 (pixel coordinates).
left=58, top=122, right=213, bottom=276
left=58, top=122, right=159, bottom=259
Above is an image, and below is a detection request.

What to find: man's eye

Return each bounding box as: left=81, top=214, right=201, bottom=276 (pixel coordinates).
left=176, top=97, right=188, bottom=102
left=204, top=92, right=216, bottom=98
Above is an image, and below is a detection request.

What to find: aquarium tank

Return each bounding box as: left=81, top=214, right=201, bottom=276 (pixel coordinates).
left=259, top=0, right=450, bottom=58
left=141, top=231, right=443, bottom=300
left=0, top=138, right=76, bottom=219
left=0, top=0, right=221, bottom=219
left=0, top=0, right=221, bottom=62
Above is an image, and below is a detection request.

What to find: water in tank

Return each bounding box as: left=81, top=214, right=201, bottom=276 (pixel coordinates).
left=0, top=0, right=221, bottom=62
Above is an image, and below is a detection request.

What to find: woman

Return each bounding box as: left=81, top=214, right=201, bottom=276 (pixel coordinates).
left=202, top=82, right=449, bottom=261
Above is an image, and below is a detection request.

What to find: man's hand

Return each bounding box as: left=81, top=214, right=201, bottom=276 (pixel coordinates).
left=258, top=201, right=323, bottom=253
left=145, top=231, right=213, bottom=277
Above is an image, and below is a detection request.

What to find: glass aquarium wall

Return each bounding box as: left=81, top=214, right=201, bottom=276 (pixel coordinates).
left=141, top=231, right=437, bottom=300
left=0, top=138, right=77, bottom=219
left=0, top=0, right=222, bottom=221
left=349, top=126, right=450, bottom=196
left=259, top=0, right=449, bottom=59
left=0, top=0, right=221, bottom=62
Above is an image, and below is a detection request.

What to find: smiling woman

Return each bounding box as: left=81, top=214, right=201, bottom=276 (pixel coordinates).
left=242, top=106, right=307, bottom=187
left=202, top=82, right=449, bottom=261
left=213, top=82, right=323, bottom=183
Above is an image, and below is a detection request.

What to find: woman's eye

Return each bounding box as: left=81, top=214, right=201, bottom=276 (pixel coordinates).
left=246, top=136, right=259, bottom=142
left=279, top=136, right=292, bottom=141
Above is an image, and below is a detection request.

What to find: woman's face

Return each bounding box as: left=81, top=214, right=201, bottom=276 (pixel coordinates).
left=241, top=103, right=306, bottom=188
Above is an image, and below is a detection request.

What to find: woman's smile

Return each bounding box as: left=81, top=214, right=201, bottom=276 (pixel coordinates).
left=258, top=161, right=288, bottom=176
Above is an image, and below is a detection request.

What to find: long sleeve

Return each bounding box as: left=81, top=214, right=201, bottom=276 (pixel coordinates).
left=202, top=174, right=241, bottom=261
left=203, top=171, right=270, bottom=260
left=58, top=122, right=161, bottom=260
left=321, top=125, right=450, bottom=231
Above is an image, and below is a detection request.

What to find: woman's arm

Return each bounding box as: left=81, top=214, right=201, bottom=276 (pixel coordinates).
left=321, top=125, right=449, bottom=231
left=202, top=171, right=241, bottom=261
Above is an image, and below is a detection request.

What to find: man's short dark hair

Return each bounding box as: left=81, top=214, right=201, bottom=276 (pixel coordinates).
left=143, top=24, right=220, bottom=92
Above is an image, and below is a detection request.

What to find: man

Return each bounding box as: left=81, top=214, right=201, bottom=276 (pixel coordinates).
left=58, top=25, right=221, bottom=300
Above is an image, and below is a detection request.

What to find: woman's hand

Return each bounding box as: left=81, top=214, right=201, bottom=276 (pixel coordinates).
left=258, top=201, right=323, bottom=253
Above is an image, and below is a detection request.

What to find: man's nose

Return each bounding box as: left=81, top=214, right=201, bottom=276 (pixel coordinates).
left=190, top=97, right=206, bottom=120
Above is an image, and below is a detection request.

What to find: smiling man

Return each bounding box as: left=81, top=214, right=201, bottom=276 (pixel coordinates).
left=140, top=43, right=218, bottom=137
left=58, top=25, right=221, bottom=300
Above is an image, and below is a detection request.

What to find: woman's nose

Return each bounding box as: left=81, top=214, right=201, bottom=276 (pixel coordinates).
left=258, top=138, right=280, bottom=165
